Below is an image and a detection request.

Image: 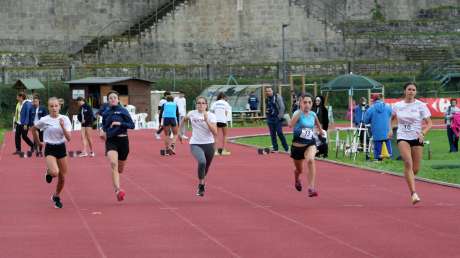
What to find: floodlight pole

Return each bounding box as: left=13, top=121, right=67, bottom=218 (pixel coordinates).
left=282, top=24, right=289, bottom=84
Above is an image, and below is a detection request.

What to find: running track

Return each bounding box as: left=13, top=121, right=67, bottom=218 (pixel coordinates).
left=1, top=128, right=459, bottom=258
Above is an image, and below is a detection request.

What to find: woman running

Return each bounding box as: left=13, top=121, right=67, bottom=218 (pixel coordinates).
left=180, top=96, right=217, bottom=196
left=161, top=95, right=180, bottom=155
left=100, top=91, right=135, bottom=201
left=289, top=94, right=324, bottom=197
left=392, top=82, right=432, bottom=204
left=76, top=97, right=95, bottom=157
left=31, top=97, right=72, bottom=208
left=210, top=92, right=231, bottom=155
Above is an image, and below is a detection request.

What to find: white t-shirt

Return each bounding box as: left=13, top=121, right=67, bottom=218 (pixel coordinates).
left=393, top=100, right=431, bottom=140
left=210, top=100, right=231, bottom=123
left=187, top=110, right=216, bottom=144
left=34, top=115, right=72, bottom=144
left=158, top=99, right=167, bottom=108
left=174, top=96, right=187, bottom=116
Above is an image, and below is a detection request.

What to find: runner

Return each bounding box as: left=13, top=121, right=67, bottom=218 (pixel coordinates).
left=289, top=94, right=324, bottom=197
left=31, top=97, right=72, bottom=208
left=100, top=91, right=135, bottom=201
left=76, top=97, right=95, bottom=157
left=161, top=95, right=180, bottom=155
left=391, top=82, right=432, bottom=205
left=180, top=96, right=217, bottom=196
left=155, top=91, right=170, bottom=140
left=210, top=92, right=231, bottom=155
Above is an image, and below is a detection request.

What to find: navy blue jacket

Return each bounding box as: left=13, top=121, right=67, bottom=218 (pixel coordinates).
left=102, top=105, right=135, bottom=138
left=19, top=100, right=33, bottom=126
left=29, top=105, right=48, bottom=126
left=265, top=94, right=285, bottom=123
left=248, top=94, right=259, bottom=110
left=77, top=103, right=95, bottom=123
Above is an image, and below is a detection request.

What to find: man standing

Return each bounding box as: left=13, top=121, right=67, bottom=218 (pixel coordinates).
left=13, top=92, right=34, bottom=155
left=29, top=95, right=48, bottom=156
left=248, top=92, right=259, bottom=111
left=364, top=94, right=392, bottom=160
left=265, top=87, right=289, bottom=152
left=174, top=91, right=188, bottom=139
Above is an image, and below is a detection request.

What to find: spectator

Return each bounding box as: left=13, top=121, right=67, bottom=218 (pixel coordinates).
left=29, top=95, right=48, bottom=157
left=248, top=92, right=259, bottom=111
left=313, top=96, right=329, bottom=131
left=265, top=87, right=289, bottom=152
left=364, top=94, right=393, bottom=160
left=13, top=92, right=34, bottom=155
left=174, top=91, right=188, bottom=139
left=77, top=97, right=95, bottom=157
left=353, top=97, right=369, bottom=150
left=445, top=98, right=460, bottom=152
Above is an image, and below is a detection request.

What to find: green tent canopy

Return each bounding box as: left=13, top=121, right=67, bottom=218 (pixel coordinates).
left=321, top=73, right=383, bottom=92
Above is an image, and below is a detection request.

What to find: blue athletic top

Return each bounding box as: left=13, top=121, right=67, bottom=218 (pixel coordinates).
left=292, top=110, right=316, bottom=144
left=102, top=105, right=135, bottom=138
left=162, top=102, right=178, bottom=119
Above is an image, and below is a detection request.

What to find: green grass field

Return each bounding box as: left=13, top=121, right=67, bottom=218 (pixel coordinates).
left=0, top=128, right=5, bottom=144
left=235, top=130, right=460, bottom=185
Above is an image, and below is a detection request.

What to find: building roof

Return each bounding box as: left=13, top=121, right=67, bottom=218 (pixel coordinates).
left=13, top=79, right=45, bottom=90
left=65, top=77, right=152, bottom=85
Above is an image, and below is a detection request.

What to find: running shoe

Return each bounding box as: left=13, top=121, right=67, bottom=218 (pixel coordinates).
left=411, top=192, right=420, bottom=205
left=45, top=169, right=53, bottom=184
left=78, top=152, right=88, bottom=157
left=196, top=184, right=205, bottom=197
left=116, top=189, right=126, bottom=201
left=52, top=195, right=63, bottom=209
left=295, top=179, right=302, bottom=192
left=182, top=135, right=189, bottom=140
left=221, top=150, right=231, bottom=155
left=308, top=188, right=318, bottom=197
left=90, top=152, right=95, bottom=157
left=155, top=133, right=161, bottom=140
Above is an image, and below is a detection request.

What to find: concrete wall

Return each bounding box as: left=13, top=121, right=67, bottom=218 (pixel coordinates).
left=0, top=0, right=170, bottom=53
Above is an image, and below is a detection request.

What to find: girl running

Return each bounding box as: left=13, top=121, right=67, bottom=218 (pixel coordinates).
left=289, top=94, right=324, bottom=197
left=100, top=91, right=135, bottom=201
left=392, top=82, right=432, bottom=205
left=31, top=97, right=72, bottom=208
left=180, top=96, right=217, bottom=196
left=161, top=95, right=180, bottom=155
left=210, top=92, right=231, bottom=155
left=76, top=97, right=95, bottom=157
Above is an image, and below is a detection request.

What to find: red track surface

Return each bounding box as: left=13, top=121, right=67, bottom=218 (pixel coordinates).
left=1, top=128, right=459, bottom=258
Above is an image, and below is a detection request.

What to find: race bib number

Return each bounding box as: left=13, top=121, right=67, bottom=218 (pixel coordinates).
left=401, top=123, right=412, bottom=131
left=300, top=128, right=313, bottom=140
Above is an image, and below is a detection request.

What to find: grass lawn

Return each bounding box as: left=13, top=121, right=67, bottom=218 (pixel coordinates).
left=0, top=128, right=5, bottom=144
left=235, top=130, right=460, bottom=185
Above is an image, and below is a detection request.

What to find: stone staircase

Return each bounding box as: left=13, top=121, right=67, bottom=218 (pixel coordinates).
left=76, top=0, right=188, bottom=60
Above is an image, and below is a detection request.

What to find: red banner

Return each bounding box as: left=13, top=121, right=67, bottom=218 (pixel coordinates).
left=384, top=98, right=451, bottom=118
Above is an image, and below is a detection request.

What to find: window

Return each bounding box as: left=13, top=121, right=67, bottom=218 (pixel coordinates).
left=72, top=89, right=85, bottom=100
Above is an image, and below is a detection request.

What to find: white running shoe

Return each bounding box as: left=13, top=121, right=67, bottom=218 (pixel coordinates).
left=411, top=192, right=421, bottom=205
left=78, top=152, right=88, bottom=157
left=90, top=152, right=95, bottom=157
left=155, top=133, right=161, bottom=140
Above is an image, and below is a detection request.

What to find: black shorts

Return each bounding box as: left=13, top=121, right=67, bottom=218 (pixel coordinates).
left=163, top=118, right=177, bottom=127
left=290, top=143, right=316, bottom=160
left=397, top=139, right=424, bottom=147
left=81, top=121, right=93, bottom=128
left=217, top=122, right=227, bottom=128
left=106, top=136, right=130, bottom=161
left=45, top=143, right=67, bottom=159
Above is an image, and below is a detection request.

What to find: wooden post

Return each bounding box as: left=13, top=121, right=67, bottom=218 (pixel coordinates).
left=301, top=75, right=305, bottom=94
left=382, top=86, right=385, bottom=101
left=367, top=89, right=371, bottom=104
left=313, top=81, right=317, bottom=97
left=262, top=85, right=266, bottom=117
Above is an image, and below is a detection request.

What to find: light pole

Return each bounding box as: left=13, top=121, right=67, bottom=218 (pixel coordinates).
left=282, top=23, right=289, bottom=83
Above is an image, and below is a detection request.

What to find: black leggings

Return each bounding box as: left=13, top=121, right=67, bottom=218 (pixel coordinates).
left=15, top=124, right=34, bottom=152
left=190, top=144, right=215, bottom=180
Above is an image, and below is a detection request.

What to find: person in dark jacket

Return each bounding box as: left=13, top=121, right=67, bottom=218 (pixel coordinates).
left=353, top=97, right=369, bottom=150
left=13, top=92, right=34, bottom=155
left=100, top=91, right=135, bottom=202
left=77, top=97, right=95, bottom=157
left=364, top=94, right=393, bottom=160
left=248, top=92, right=259, bottom=111
left=313, top=96, right=329, bottom=131
left=265, top=87, right=289, bottom=152
left=29, top=95, right=48, bottom=156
